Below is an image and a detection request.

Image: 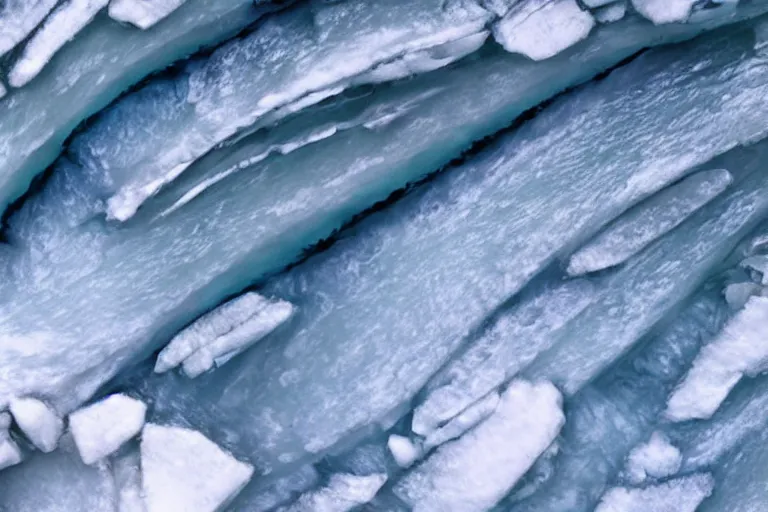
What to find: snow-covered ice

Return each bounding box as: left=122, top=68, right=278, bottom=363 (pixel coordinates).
left=9, top=397, right=63, bottom=453
left=282, top=473, right=387, bottom=512
left=596, top=474, right=714, bottom=512
left=108, top=0, right=188, bottom=29
left=623, top=432, right=682, bottom=484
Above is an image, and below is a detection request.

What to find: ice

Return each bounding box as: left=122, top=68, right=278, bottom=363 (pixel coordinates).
left=0, top=433, right=23, bottom=471
left=423, top=391, right=500, bottom=450
left=8, top=0, right=111, bottom=88
left=109, top=0, right=188, bottom=29
left=741, top=254, right=768, bottom=284
left=630, top=0, right=696, bottom=24
left=567, top=169, right=733, bottom=276
left=593, top=2, right=628, bottom=24
left=388, top=435, right=422, bottom=468
left=394, top=380, right=563, bottom=512
left=595, top=474, right=714, bottom=512
left=154, top=292, right=294, bottom=378
left=0, top=0, right=58, bottom=57
left=140, top=423, right=254, bottom=512
left=111, top=447, right=145, bottom=512
left=666, top=295, right=768, bottom=422
left=412, top=280, right=594, bottom=437
left=724, top=281, right=762, bottom=310
left=230, top=464, right=320, bottom=512
left=493, top=0, right=595, bottom=60
left=623, top=432, right=681, bottom=484
left=10, top=397, right=63, bottom=453
left=282, top=473, right=387, bottom=512
left=69, top=394, right=146, bottom=465
left=0, top=435, right=117, bottom=512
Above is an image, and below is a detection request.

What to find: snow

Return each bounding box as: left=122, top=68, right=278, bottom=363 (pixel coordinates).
left=630, top=0, right=696, bottom=24
left=394, top=380, right=564, bottom=512
left=141, top=423, right=254, bottom=512
left=666, top=296, right=768, bottom=422
left=8, top=0, right=110, bottom=88
left=282, top=473, right=387, bottom=512
left=567, top=169, right=733, bottom=276
left=624, top=432, right=681, bottom=484
left=388, top=435, right=421, bottom=468
left=9, top=397, right=63, bottom=453
left=69, top=394, right=146, bottom=465
left=155, top=292, right=294, bottom=378
left=108, top=0, right=188, bottom=29
left=494, top=0, right=595, bottom=60
left=0, top=0, right=58, bottom=58
left=596, top=474, right=714, bottom=512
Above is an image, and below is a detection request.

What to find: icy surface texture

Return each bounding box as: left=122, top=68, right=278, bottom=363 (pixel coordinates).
left=3, top=1, right=768, bottom=511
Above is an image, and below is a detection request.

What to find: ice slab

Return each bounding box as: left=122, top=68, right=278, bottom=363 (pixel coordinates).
left=493, top=0, right=595, bottom=60
left=141, top=423, right=254, bottom=512
left=0, top=0, right=58, bottom=57
left=69, top=394, right=146, bottom=465
left=567, top=169, right=733, bottom=276
left=412, top=279, right=594, bottom=437
left=109, top=0, right=188, bottom=29
left=631, top=0, right=696, bottom=24
left=423, top=392, right=500, bottom=451
left=111, top=446, right=146, bottom=512
left=0, top=433, right=23, bottom=471
left=155, top=292, right=294, bottom=378
left=9, top=0, right=111, bottom=88
left=623, top=432, right=681, bottom=484
left=394, top=380, right=563, bottom=512
left=282, top=473, right=387, bottom=512
left=596, top=474, right=714, bottom=512
left=230, top=464, right=320, bottom=512
left=10, top=397, right=63, bottom=453
left=666, top=295, right=768, bottom=422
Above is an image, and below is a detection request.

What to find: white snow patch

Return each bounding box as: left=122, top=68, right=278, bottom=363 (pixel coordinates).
left=596, top=473, right=714, bottom=512
left=0, top=0, right=58, bottom=58
left=141, top=423, right=254, bottom=512
left=395, top=380, right=564, bottom=512
left=666, top=296, right=768, bottom=422
left=9, top=0, right=110, bottom=88
left=108, top=0, right=187, bottom=29
left=69, top=394, right=146, bottom=465
left=494, top=0, right=595, bottom=61
left=630, top=0, right=696, bottom=24
left=624, top=432, right=682, bottom=484
left=9, top=397, right=63, bottom=453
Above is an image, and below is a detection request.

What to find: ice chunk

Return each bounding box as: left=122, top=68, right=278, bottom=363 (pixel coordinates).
left=108, top=0, right=188, bottom=29
left=740, top=254, right=768, bottom=284
left=282, top=473, right=387, bottom=512
left=596, top=474, right=714, bottom=512
left=394, top=380, right=564, bottom=512
left=230, top=464, right=320, bottom=512
left=8, top=0, right=110, bottom=88
left=593, top=2, right=628, bottom=24
left=388, top=435, right=422, bottom=468
left=666, top=296, right=768, bottom=422
left=724, top=281, right=762, bottom=311
left=423, top=391, right=500, bottom=450
left=0, top=433, right=22, bottom=471
left=630, top=0, right=696, bottom=24
left=494, top=0, right=595, bottom=60
left=69, top=394, right=146, bottom=465
left=567, top=169, right=733, bottom=276
left=624, top=432, right=681, bottom=484
left=412, top=280, right=594, bottom=437
left=141, top=423, right=254, bottom=512
left=0, top=0, right=58, bottom=57
left=155, top=292, right=294, bottom=378
left=0, top=411, right=10, bottom=429
left=10, top=397, right=63, bottom=453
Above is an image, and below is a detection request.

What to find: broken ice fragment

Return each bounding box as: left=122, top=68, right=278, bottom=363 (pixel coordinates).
left=0, top=0, right=58, bottom=58
left=630, top=0, right=696, bottom=24
left=388, top=435, right=421, bottom=468
left=141, top=423, right=254, bottom=512
left=567, top=169, right=733, bottom=276
left=493, top=0, right=595, bottom=61
left=8, top=0, right=110, bottom=88
left=111, top=446, right=145, bottom=512
left=69, top=394, right=146, bottom=465
left=0, top=434, right=22, bottom=471
left=740, top=254, right=768, bottom=284
left=423, top=391, right=500, bottom=450
left=623, top=432, right=681, bottom=484
left=724, top=281, right=762, bottom=311
left=666, top=295, right=768, bottom=422
left=9, top=397, right=63, bottom=453
left=108, top=0, right=188, bottom=29
left=155, top=292, right=294, bottom=378
left=282, top=473, right=387, bottom=512
left=595, top=474, right=714, bottom=512
left=593, top=2, right=628, bottom=24
left=0, top=412, right=10, bottom=429
left=394, top=380, right=564, bottom=512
